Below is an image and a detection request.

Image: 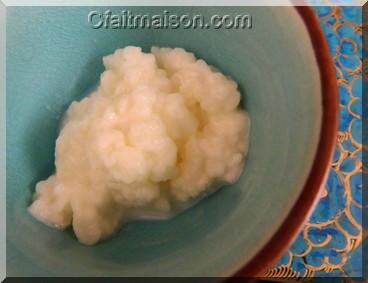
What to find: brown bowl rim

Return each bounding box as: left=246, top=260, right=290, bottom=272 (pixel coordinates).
left=233, top=6, right=339, bottom=278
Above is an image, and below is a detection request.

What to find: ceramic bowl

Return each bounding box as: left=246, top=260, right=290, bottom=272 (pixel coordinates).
left=6, top=6, right=338, bottom=277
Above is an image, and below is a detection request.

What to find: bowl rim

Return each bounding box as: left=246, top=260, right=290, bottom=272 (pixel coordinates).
left=233, top=6, right=339, bottom=278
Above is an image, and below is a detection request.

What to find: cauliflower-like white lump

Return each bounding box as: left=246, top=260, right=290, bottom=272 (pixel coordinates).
left=29, top=46, right=250, bottom=245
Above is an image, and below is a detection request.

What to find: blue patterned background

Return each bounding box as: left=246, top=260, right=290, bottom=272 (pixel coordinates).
left=266, top=6, right=364, bottom=279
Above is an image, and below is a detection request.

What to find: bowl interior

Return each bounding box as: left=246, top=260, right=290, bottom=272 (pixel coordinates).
left=7, top=6, right=321, bottom=276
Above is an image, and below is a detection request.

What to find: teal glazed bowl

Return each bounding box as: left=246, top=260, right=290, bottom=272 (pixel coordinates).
left=6, top=6, right=338, bottom=277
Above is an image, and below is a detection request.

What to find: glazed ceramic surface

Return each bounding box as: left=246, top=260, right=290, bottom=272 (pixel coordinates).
left=7, top=7, right=321, bottom=276
left=267, top=6, right=363, bottom=278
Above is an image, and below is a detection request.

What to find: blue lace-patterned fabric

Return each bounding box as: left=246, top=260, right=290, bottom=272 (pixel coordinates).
left=266, top=7, right=363, bottom=279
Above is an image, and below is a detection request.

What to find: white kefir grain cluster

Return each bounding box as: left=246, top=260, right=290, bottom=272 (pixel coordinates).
left=29, top=46, right=250, bottom=245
